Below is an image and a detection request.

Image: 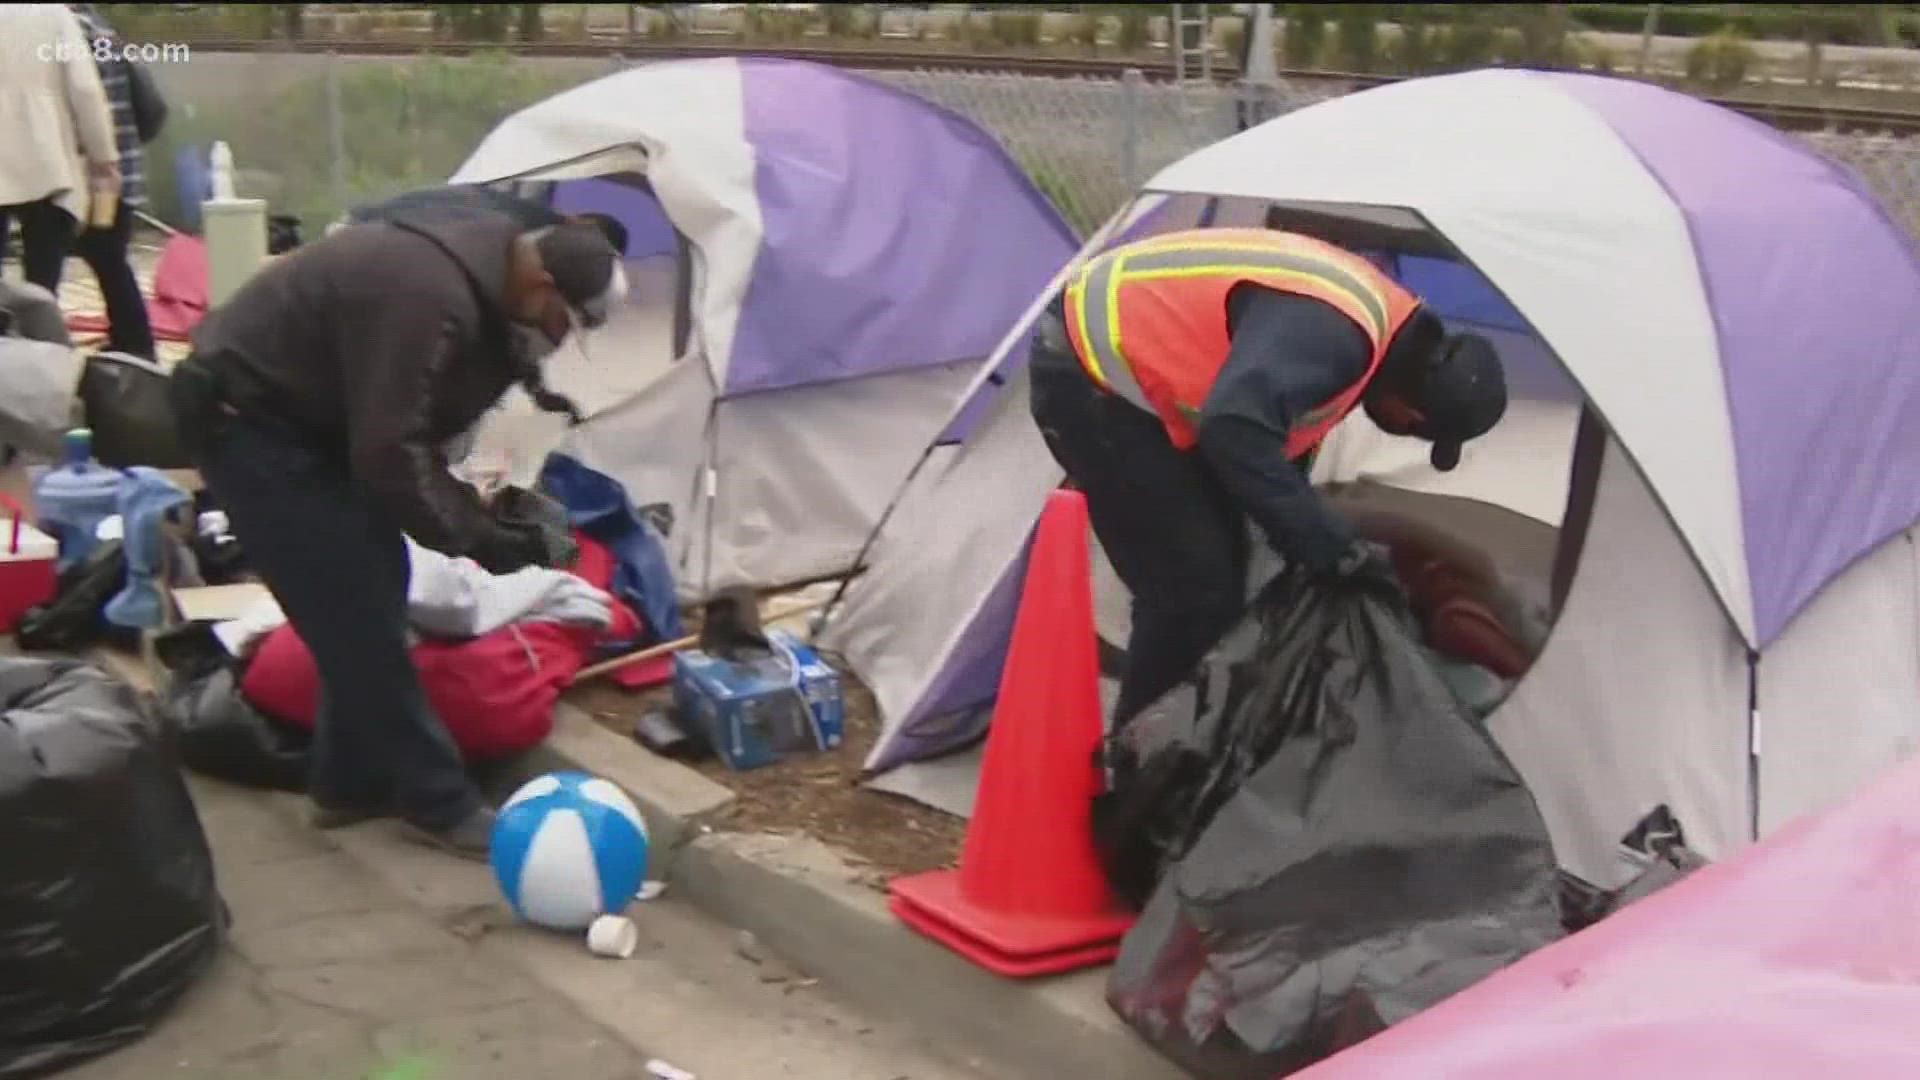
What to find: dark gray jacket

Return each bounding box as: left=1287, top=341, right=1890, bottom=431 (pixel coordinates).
left=1194, top=285, right=1369, bottom=571
left=189, top=213, right=530, bottom=557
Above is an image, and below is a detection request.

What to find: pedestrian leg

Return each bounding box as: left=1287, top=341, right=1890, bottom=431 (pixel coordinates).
left=73, top=201, right=155, bottom=359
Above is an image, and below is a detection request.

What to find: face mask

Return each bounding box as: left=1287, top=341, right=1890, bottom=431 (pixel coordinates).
left=570, top=260, right=628, bottom=333
left=562, top=259, right=628, bottom=360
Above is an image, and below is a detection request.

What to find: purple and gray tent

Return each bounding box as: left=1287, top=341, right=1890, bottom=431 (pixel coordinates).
left=449, top=57, right=1077, bottom=595
left=821, top=69, right=1920, bottom=889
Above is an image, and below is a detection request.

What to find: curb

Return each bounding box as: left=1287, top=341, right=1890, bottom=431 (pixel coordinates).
left=91, top=636, right=1177, bottom=1080
left=540, top=701, right=1183, bottom=1080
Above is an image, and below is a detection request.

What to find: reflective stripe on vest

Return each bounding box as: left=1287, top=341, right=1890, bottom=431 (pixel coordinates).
left=1068, top=251, right=1155, bottom=414
left=1062, top=230, right=1415, bottom=454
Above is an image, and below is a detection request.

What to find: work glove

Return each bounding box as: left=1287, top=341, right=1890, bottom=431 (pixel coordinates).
left=491, top=486, right=580, bottom=568
left=469, top=520, right=554, bottom=576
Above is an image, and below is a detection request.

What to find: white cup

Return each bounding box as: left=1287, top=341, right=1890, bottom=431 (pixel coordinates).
left=586, top=914, right=638, bottom=959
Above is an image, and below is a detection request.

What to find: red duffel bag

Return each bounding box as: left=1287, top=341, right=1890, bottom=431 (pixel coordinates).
left=239, top=535, right=642, bottom=760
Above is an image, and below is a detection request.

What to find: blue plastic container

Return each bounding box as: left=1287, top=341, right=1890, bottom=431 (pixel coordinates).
left=33, top=430, right=126, bottom=573
left=672, top=630, right=845, bottom=771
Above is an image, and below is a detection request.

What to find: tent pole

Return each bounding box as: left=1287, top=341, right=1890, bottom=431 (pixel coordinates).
left=1746, top=651, right=1761, bottom=842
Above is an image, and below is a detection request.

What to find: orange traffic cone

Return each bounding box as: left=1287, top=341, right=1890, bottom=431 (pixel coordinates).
left=889, top=489, right=1135, bottom=978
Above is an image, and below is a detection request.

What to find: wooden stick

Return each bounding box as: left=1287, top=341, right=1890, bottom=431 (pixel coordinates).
left=568, top=596, right=832, bottom=686
left=569, top=633, right=697, bottom=685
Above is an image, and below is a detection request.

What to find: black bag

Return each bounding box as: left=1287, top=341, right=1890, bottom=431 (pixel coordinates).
left=1105, top=568, right=1564, bottom=1079
left=76, top=353, right=193, bottom=469
left=160, top=663, right=310, bottom=793
left=0, top=657, right=226, bottom=1077
left=15, top=540, right=130, bottom=653
left=125, top=60, right=167, bottom=144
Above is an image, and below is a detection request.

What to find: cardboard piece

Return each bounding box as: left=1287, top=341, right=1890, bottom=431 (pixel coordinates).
left=171, top=582, right=271, bottom=623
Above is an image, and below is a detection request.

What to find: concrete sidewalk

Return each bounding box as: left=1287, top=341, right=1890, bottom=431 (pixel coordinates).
left=63, top=774, right=990, bottom=1080
left=62, top=777, right=646, bottom=1080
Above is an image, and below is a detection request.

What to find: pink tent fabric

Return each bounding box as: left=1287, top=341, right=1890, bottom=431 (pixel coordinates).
left=67, top=234, right=208, bottom=343
left=1298, top=754, right=1920, bottom=1078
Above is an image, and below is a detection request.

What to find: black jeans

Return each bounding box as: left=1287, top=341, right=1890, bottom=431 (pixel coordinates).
left=1029, top=343, right=1248, bottom=730
left=176, top=372, right=481, bottom=828
left=0, top=198, right=76, bottom=295
left=73, top=201, right=155, bottom=359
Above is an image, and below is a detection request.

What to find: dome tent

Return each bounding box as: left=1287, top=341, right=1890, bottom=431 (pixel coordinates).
left=450, top=57, right=1078, bottom=597
left=819, top=69, right=1920, bottom=890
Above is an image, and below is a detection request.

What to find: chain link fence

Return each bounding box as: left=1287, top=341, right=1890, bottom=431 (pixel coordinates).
left=141, top=50, right=608, bottom=234
left=140, top=51, right=1920, bottom=245
left=1804, top=132, right=1920, bottom=239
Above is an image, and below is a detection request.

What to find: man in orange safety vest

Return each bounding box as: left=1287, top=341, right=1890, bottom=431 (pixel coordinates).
left=1030, top=227, right=1508, bottom=730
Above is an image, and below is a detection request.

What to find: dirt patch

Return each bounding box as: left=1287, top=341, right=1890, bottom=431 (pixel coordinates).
left=568, top=668, right=967, bottom=885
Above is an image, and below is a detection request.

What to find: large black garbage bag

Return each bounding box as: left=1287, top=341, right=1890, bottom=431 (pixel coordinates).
left=1105, top=569, right=1564, bottom=1079
left=0, top=658, right=227, bottom=1078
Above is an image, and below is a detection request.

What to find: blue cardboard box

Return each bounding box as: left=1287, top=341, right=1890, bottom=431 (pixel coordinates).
left=672, top=630, right=845, bottom=771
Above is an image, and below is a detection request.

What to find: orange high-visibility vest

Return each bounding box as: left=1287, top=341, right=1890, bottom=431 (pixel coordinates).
left=1061, top=228, right=1422, bottom=457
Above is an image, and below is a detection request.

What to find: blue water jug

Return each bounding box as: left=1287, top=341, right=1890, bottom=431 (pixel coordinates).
left=33, top=429, right=125, bottom=573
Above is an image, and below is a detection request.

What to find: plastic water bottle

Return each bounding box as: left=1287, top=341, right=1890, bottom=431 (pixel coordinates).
left=33, top=430, right=125, bottom=574
left=209, top=141, right=236, bottom=201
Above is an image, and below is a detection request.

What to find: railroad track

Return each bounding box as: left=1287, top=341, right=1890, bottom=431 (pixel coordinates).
left=182, top=38, right=1920, bottom=137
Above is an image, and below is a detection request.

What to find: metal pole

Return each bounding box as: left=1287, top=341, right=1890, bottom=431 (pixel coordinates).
left=1636, top=4, right=1660, bottom=76
left=326, top=51, right=346, bottom=215
left=1120, top=67, right=1142, bottom=190
left=1170, top=4, right=1186, bottom=85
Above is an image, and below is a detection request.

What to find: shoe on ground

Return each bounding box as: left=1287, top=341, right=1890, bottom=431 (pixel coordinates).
left=400, top=806, right=497, bottom=863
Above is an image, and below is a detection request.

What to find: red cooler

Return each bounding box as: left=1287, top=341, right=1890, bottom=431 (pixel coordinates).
left=0, top=494, right=58, bottom=632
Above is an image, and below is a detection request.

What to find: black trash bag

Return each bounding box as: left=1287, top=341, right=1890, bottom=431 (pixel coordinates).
left=14, top=540, right=130, bottom=653
left=0, top=657, right=227, bottom=1078
left=159, top=663, right=310, bottom=793
left=75, top=353, right=194, bottom=469
left=1105, top=568, right=1564, bottom=1079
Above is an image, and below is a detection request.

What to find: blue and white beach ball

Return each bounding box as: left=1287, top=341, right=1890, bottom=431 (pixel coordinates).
left=490, top=771, right=650, bottom=932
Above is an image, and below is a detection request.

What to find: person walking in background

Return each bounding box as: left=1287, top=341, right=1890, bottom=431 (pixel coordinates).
left=66, top=3, right=156, bottom=359
left=0, top=4, right=119, bottom=294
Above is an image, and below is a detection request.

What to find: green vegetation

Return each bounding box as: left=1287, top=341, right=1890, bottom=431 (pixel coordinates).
left=1686, top=27, right=1759, bottom=90
left=1020, top=158, right=1094, bottom=234
left=1568, top=4, right=1919, bottom=46
left=145, top=53, right=581, bottom=232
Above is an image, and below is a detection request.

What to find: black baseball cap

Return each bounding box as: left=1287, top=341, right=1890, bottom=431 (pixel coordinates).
left=568, top=212, right=631, bottom=257
left=534, top=222, right=623, bottom=329
left=1418, top=332, right=1507, bottom=471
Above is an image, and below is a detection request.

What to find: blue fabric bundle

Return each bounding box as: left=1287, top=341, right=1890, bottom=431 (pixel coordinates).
left=104, top=468, right=193, bottom=631
left=537, top=453, right=684, bottom=645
